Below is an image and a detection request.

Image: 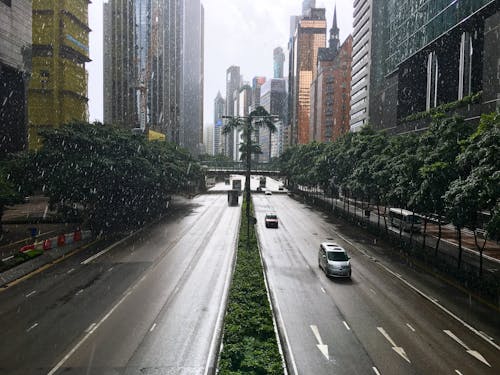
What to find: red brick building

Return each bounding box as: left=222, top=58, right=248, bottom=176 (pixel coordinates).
left=310, top=7, right=352, bottom=142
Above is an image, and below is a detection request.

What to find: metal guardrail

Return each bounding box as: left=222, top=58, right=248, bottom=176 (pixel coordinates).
left=200, top=161, right=281, bottom=174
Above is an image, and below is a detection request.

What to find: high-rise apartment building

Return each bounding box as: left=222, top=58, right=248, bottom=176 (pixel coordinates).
left=0, top=0, right=31, bottom=154
left=368, top=0, right=499, bottom=133
left=288, top=6, right=327, bottom=144
left=310, top=7, right=352, bottom=142
left=349, top=0, right=372, bottom=132
left=214, top=91, right=225, bottom=155
left=273, top=47, right=285, bottom=79
left=28, top=0, right=90, bottom=149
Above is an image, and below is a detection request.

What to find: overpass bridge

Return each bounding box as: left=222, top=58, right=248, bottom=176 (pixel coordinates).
left=200, top=161, right=284, bottom=177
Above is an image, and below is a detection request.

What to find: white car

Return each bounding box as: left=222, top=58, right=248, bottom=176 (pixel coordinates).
left=264, top=190, right=272, bottom=195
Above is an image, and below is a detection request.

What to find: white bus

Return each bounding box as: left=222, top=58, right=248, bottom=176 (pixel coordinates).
left=389, top=208, right=422, bottom=233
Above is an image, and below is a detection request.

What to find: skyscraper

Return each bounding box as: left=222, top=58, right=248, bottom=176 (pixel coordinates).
left=310, top=6, right=352, bottom=142
left=224, top=65, right=241, bottom=158
left=104, top=0, right=184, bottom=139
left=349, top=0, right=372, bottom=132
left=260, top=79, right=287, bottom=161
left=181, top=0, right=204, bottom=155
left=28, top=0, right=90, bottom=149
left=0, top=0, right=31, bottom=154
left=366, top=0, right=499, bottom=133
left=288, top=7, right=327, bottom=144
left=273, top=47, right=285, bottom=79
left=104, top=0, right=204, bottom=156
left=251, top=76, right=266, bottom=111
left=213, top=91, right=225, bottom=155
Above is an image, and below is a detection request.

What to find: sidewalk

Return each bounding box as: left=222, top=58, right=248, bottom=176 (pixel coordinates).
left=299, top=190, right=500, bottom=263
left=1, top=195, right=81, bottom=260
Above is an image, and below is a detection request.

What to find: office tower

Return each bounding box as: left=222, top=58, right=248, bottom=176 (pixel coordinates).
left=28, top=0, right=90, bottom=149
left=203, top=125, right=214, bottom=156
left=251, top=76, right=266, bottom=111
left=236, top=84, right=251, bottom=161
left=104, top=0, right=204, bottom=156
left=349, top=0, right=372, bottom=132
left=224, top=65, right=241, bottom=158
left=214, top=91, right=225, bottom=155
left=0, top=0, right=31, bottom=154
left=288, top=7, right=327, bottom=144
left=181, top=0, right=204, bottom=155
left=310, top=7, right=352, bottom=142
left=367, top=0, right=499, bottom=133
left=104, top=0, right=183, bottom=138
left=302, top=0, right=316, bottom=16
left=273, top=47, right=285, bottom=79
left=260, top=79, right=287, bottom=161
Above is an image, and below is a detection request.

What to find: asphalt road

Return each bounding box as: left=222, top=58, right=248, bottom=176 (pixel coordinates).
left=254, top=194, right=499, bottom=375
left=0, top=195, right=240, bottom=375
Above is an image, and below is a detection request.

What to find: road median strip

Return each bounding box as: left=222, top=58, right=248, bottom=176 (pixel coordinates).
left=217, top=197, right=284, bottom=374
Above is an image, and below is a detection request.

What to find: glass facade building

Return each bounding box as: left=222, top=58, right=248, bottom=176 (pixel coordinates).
left=290, top=8, right=327, bottom=144
left=367, top=0, right=499, bottom=132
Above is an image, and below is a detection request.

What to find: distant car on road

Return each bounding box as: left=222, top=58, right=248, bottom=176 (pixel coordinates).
left=265, top=213, right=278, bottom=228
left=318, top=242, right=351, bottom=278
left=265, top=189, right=272, bottom=195
left=278, top=185, right=284, bottom=191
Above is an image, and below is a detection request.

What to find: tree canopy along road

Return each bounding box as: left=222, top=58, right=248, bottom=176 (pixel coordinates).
left=254, top=194, right=499, bottom=375
left=0, top=195, right=240, bottom=375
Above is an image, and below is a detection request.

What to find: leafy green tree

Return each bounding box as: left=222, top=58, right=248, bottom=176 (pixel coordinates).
left=414, top=114, right=473, bottom=253
left=31, top=122, right=200, bottom=233
left=446, top=113, right=500, bottom=275
left=0, top=162, right=23, bottom=235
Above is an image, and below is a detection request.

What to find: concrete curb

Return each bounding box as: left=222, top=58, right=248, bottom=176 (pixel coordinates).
left=0, top=238, right=95, bottom=287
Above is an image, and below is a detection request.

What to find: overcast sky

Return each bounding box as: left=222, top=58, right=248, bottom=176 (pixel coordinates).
left=87, top=0, right=353, bottom=126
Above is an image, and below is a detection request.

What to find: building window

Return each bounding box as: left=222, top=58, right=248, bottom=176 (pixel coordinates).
left=1, top=0, right=12, bottom=6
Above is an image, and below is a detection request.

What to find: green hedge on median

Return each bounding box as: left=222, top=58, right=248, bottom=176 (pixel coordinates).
left=218, top=198, right=284, bottom=375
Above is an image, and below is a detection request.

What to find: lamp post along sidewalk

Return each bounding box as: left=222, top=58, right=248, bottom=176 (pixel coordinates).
left=222, top=107, right=278, bottom=250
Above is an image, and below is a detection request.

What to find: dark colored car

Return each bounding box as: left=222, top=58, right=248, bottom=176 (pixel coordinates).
left=265, top=213, right=278, bottom=228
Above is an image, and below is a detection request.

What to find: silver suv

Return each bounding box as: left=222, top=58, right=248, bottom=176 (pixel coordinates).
left=318, top=242, right=351, bottom=278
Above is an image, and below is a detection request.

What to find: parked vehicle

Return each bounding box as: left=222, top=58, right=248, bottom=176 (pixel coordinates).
left=265, top=189, right=272, bottom=195
left=389, top=208, right=421, bottom=232
left=318, top=242, right=351, bottom=278
left=227, top=190, right=239, bottom=206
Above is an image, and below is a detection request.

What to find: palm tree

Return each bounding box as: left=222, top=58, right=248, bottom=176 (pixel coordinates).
left=222, top=106, right=277, bottom=248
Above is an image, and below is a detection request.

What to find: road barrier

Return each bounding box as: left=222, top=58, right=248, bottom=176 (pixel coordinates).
left=19, top=229, right=92, bottom=254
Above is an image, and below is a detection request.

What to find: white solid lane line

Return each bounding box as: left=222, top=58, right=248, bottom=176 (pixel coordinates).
left=85, top=323, right=96, bottom=333
left=320, top=287, right=326, bottom=293
left=82, top=229, right=139, bottom=265
left=343, top=321, right=351, bottom=331
left=443, top=330, right=491, bottom=367
left=26, top=323, right=38, bottom=332
left=2, top=255, right=14, bottom=262
left=333, top=231, right=500, bottom=351
left=377, top=327, right=411, bottom=364
left=372, top=367, right=381, bottom=375
left=455, top=370, right=464, bottom=375
left=67, top=268, right=75, bottom=274
left=406, top=323, right=416, bottom=332
left=149, top=323, right=157, bottom=332
left=25, top=290, right=36, bottom=298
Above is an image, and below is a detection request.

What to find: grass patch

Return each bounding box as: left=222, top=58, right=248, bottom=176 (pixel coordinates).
left=218, top=197, right=284, bottom=375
